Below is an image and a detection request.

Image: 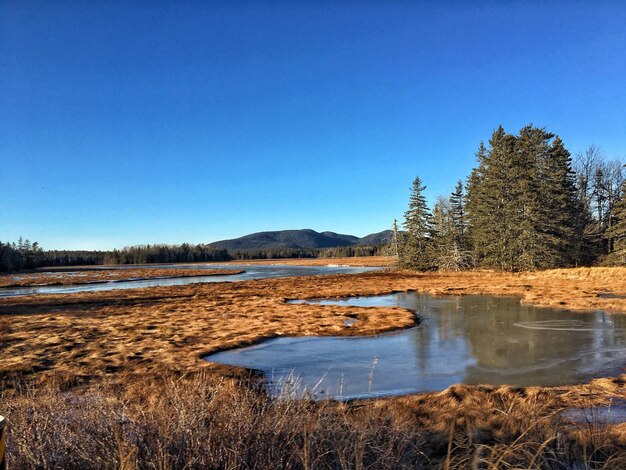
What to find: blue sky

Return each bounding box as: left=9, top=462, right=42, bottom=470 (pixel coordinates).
left=1, top=1, right=625, bottom=250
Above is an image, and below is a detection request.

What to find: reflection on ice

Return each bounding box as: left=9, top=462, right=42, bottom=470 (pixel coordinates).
left=513, top=319, right=624, bottom=331
left=205, top=293, right=626, bottom=399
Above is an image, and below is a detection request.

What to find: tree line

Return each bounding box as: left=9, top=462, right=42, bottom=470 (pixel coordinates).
left=397, top=125, right=626, bottom=271
left=0, top=241, right=386, bottom=272
left=0, top=237, right=44, bottom=272
left=0, top=238, right=107, bottom=272
left=103, top=244, right=230, bottom=265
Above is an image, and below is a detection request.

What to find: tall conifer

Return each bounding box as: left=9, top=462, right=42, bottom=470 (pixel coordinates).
left=543, top=136, right=581, bottom=265
left=466, top=125, right=582, bottom=271
left=400, top=175, right=432, bottom=270
left=605, top=179, right=626, bottom=264
left=513, top=125, right=553, bottom=270
left=466, top=127, right=517, bottom=270
left=450, top=179, right=466, bottom=249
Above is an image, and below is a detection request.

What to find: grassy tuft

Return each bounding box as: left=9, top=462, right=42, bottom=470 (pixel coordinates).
left=2, top=374, right=624, bottom=469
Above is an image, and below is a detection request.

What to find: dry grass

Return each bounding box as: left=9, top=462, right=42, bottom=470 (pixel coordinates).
left=2, top=373, right=624, bottom=469
left=1, top=262, right=626, bottom=467
left=1, top=266, right=626, bottom=387
left=0, top=268, right=243, bottom=288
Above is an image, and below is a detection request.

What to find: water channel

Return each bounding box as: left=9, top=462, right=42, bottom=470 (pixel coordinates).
left=205, top=292, right=626, bottom=399
left=0, top=264, right=380, bottom=297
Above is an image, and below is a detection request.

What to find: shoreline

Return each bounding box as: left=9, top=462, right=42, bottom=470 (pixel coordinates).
left=1, top=265, right=625, bottom=389
left=28, top=255, right=393, bottom=272
left=2, top=262, right=625, bottom=467
left=0, top=268, right=245, bottom=288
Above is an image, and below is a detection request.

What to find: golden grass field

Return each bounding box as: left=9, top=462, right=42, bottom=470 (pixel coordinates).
left=1, top=258, right=625, bottom=468
left=1, top=261, right=625, bottom=386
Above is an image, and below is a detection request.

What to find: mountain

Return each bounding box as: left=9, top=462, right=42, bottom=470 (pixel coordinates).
left=357, top=230, right=393, bottom=246
left=209, top=229, right=392, bottom=251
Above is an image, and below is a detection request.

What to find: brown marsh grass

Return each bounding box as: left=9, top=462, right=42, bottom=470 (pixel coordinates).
left=1, top=261, right=626, bottom=468
left=2, top=372, right=625, bottom=469
left=2, top=265, right=625, bottom=387
left=0, top=268, right=243, bottom=288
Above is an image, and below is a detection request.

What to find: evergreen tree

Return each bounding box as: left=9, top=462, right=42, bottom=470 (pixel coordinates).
left=0, top=238, right=45, bottom=272
left=430, top=196, right=467, bottom=270
left=605, top=178, right=626, bottom=265
left=466, top=125, right=582, bottom=271
left=430, top=197, right=450, bottom=264
left=0, top=242, right=17, bottom=272
left=399, top=175, right=433, bottom=270
left=466, top=128, right=517, bottom=270
left=387, top=218, right=400, bottom=259
left=541, top=136, right=582, bottom=266
left=510, top=125, right=549, bottom=270
left=449, top=179, right=466, bottom=248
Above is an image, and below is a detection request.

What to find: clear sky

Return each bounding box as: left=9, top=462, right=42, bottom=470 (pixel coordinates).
left=2, top=1, right=625, bottom=250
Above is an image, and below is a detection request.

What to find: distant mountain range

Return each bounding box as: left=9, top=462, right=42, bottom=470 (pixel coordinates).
left=209, top=229, right=393, bottom=251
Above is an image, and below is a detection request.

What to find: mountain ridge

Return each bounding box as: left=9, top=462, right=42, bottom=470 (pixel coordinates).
left=209, top=229, right=392, bottom=251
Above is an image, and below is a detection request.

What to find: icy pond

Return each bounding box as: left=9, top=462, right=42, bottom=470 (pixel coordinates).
left=0, top=264, right=380, bottom=297
left=205, top=292, right=626, bottom=399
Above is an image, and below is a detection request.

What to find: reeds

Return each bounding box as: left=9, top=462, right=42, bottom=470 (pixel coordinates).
left=2, top=265, right=626, bottom=467
left=2, top=374, right=624, bottom=469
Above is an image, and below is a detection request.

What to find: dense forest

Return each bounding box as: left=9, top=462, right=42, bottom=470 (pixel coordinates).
left=0, top=238, right=107, bottom=272
left=0, top=238, right=44, bottom=272
left=398, top=125, right=625, bottom=271
left=103, top=244, right=230, bottom=265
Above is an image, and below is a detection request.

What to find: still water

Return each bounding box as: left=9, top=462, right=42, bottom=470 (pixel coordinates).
left=205, top=292, right=626, bottom=399
left=0, top=264, right=379, bottom=297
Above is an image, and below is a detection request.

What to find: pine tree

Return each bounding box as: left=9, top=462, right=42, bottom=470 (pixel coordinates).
left=541, top=136, right=581, bottom=266
left=399, top=175, right=433, bottom=270
left=466, top=127, right=517, bottom=270
left=450, top=180, right=467, bottom=247
left=466, top=125, right=582, bottom=271
left=512, top=125, right=557, bottom=270
left=430, top=196, right=467, bottom=270
left=0, top=242, right=16, bottom=272
left=605, top=178, right=626, bottom=265
left=391, top=218, right=400, bottom=259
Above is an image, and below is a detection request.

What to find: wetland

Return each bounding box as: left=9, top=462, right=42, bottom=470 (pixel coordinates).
left=207, top=292, right=626, bottom=398
left=2, top=262, right=625, bottom=468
